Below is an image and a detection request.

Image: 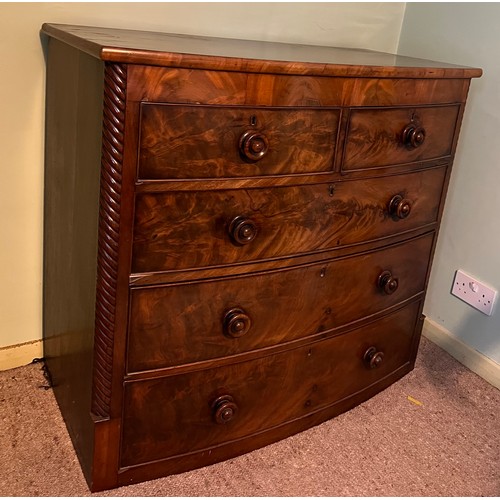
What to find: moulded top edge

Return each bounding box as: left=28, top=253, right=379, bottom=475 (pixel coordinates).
left=41, top=23, right=483, bottom=79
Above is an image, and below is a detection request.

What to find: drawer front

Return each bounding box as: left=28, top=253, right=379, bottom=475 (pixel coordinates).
left=128, top=67, right=470, bottom=107
left=127, top=233, right=433, bottom=372
left=138, top=104, right=340, bottom=179
left=343, top=105, right=459, bottom=171
left=121, top=301, right=420, bottom=467
left=132, top=167, right=446, bottom=272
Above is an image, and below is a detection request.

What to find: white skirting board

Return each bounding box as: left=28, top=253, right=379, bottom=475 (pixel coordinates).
left=0, top=339, right=43, bottom=372
left=422, top=318, right=500, bottom=390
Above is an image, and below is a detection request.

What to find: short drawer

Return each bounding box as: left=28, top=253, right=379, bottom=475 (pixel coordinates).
left=121, top=301, right=421, bottom=467
left=342, top=105, right=459, bottom=171
left=138, top=104, right=340, bottom=179
left=127, top=233, right=433, bottom=372
left=132, top=166, right=446, bottom=273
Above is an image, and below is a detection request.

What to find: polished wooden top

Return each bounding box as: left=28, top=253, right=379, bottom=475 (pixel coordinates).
left=41, top=23, right=482, bottom=79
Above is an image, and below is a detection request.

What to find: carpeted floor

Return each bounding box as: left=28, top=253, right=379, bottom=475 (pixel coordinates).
left=0, top=337, right=498, bottom=497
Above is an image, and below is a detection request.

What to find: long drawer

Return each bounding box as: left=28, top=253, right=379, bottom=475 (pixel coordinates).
left=127, top=232, right=433, bottom=372
left=121, top=301, right=421, bottom=467
left=132, top=166, right=446, bottom=272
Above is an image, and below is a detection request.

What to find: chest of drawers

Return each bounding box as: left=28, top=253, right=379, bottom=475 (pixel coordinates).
left=41, top=23, right=481, bottom=491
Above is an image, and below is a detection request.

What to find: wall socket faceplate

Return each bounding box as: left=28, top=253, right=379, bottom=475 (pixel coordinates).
left=451, top=270, right=497, bottom=316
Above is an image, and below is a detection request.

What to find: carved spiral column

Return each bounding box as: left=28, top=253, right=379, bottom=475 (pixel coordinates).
left=91, top=63, right=127, bottom=418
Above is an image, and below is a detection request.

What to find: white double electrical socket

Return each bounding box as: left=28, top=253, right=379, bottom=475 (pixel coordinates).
left=451, top=269, right=497, bottom=316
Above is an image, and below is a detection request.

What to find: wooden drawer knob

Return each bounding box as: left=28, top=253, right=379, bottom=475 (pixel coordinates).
left=402, top=124, right=426, bottom=148
left=378, top=270, right=399, bottom=295
left=239, top=131, right=269, bottom=161
left=229, top=216, right=258, bottom=245
left=364, top=347, right=385, bottom=369
left=388, top=194, right=412, bottom=219
left=211, top=395, right=238, bottom=424
left=223, top=308, right=252, bottom=338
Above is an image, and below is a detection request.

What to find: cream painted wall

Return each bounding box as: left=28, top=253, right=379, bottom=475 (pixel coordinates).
left=0, top=2, right=406, bottom=349
left=399, top=3, right=500, bottom=364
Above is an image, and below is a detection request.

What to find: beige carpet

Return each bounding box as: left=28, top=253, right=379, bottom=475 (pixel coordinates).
left=0, top=337, right=498, bottom=497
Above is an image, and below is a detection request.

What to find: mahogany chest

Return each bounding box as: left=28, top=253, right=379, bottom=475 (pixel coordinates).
left=41, top=23, right=481, bottom=491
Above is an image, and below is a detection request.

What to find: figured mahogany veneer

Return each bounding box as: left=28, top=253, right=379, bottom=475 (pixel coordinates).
left=132, top=167, right=446, bottom=273
left=343, top=105, right=460, bottom=171
left=139, top=104, right=340, bottom=179
left=41, top=23, right=481, bottom=492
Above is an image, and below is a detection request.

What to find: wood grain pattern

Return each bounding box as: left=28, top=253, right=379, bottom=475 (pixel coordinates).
left=246, top=75, right=469, bottom=107
left=128, top=66, right=247, bottom=104
left=138, top=104, right=340, bottom=179
left=128, top=67, right=470, bottom=108
left=91, top=63, right=126, bottom=418
left=127, top=233, right=433, bottom=372
left=245, top=74, right=349, bottom=107
left=132, top=167, right=447, bottom=273
left=343, top=105, right=460, bottom=171
left=347, top=78, right=470, bottom=107
left=121, top=301, right=420, bottom=467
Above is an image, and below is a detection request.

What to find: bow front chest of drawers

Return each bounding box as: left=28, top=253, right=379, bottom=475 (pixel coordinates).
left=41, top=23, right=481, bottom=491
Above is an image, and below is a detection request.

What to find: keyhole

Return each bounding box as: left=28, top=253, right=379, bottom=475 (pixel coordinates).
left=250, top=115, right=257, bottom=126
left=329, top=185, right=335, bottom=197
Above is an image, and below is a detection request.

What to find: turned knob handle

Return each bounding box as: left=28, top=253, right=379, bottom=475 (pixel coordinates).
left=212, top=395, right=238, bottom=424
left=388, top=194, right=412, bottom=219
left=402, top=124, right=426, bottom=149
left=223, top=308, right=252, bottom=338
left=364, top=347, right=385, bottom=369
left=378, top=270, right=399, bottom=295
left=239, top=131, right=269, bottom=161
left=229, top=216, right=258, bottom=245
